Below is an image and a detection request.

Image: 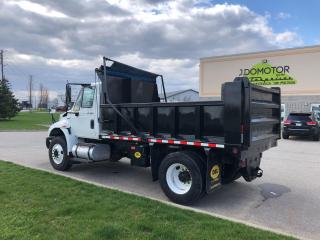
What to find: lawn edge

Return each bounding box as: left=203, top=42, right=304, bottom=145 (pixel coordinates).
left=0, top=130, right=48, bottom=132
left=0, top=160, right=304, bottom=240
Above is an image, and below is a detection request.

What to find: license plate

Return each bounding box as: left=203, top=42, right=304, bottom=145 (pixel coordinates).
left=296, top=123, right=302, bottom=126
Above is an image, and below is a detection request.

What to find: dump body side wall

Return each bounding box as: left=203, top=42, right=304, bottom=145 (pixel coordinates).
left=100, top=78, right=281, bottom=149
left=100, top=101, right=224, bottom=143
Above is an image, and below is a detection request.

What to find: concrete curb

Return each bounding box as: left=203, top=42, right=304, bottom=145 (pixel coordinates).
left=2, top=160, right=306, bottom=240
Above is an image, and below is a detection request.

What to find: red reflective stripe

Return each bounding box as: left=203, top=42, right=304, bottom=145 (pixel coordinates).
left=208, top=143, right=217, bottom=148
left=104, top=135, right=223, bottom=148
left=105, top=135, right=141, bottom=141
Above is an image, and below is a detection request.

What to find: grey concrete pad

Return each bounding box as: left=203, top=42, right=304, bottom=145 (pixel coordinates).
left=0, top=131, right=319, bottom=239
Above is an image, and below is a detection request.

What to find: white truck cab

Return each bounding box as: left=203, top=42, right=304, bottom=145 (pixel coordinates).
left=47, top=82, right=102, bottom=160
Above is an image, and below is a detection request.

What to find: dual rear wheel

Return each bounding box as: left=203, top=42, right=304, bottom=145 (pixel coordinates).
left=159, top=151, right=206, bottom=205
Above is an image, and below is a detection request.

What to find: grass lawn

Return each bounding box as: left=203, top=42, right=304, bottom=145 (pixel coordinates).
left=0, top=161, right=295, bottom=240
left=0, top=111, right=60, bottom=131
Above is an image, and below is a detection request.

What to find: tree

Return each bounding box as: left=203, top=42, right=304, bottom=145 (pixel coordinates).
left=38, top=83, right=49, bottom=109
left=0, top=78, right=19, bottom=119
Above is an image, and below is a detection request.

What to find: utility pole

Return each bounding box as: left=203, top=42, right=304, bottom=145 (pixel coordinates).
left=0, top=50, right=4, bottom=82
left=28, top=75, right=33, bottom=109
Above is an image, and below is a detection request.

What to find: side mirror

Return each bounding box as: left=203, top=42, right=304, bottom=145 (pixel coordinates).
left=66, top=84, right=72, bottom=111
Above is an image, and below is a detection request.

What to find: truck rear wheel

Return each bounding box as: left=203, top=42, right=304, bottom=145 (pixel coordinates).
left=282, top=132, right=289, bottom=139
left=49, top=137, right=72, bottom=171
left=159, top=151, right=205, bottom=205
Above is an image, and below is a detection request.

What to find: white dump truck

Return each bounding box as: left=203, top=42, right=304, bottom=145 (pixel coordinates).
left=46, top=57, right=281, bottom=204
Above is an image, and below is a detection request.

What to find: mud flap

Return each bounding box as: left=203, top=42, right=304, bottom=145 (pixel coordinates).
left=206, top=158, right=221, bottom=193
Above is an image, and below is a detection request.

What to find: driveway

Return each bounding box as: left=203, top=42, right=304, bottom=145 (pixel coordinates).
left=0, top=131, right=319, bottom=240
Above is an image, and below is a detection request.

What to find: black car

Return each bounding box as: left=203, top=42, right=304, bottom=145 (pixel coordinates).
left=282, top=112, right=320, bottom=141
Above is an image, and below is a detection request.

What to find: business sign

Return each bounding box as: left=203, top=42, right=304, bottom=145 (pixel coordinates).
left=199, top=45, right=320, bottom=96
left=239, top=60, right=297, bottom=86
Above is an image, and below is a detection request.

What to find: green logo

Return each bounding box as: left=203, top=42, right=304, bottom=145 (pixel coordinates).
left=239, top=60, right=297, bottom=86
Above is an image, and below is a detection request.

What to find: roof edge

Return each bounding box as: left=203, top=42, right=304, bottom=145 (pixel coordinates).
left=200, top=45, right=320, bottom=62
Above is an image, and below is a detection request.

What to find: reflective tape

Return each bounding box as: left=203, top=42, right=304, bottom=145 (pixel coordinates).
left=100, top=135, right=224, bottom=149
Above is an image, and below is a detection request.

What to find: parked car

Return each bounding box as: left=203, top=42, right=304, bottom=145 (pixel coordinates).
left=282, top=112, right=320, bottom=141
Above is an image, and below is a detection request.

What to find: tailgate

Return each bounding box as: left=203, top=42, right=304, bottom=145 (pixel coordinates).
left=243, top=82, right=281, bottom=149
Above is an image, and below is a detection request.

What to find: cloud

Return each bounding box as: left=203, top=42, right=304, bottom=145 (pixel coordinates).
left=276, top=12, right=291, bottom=20
left=0, top=0, right=303, bottom=99
left=274, top=31, right=302, bottom=46
left=8, top=1, right=68, bottom=18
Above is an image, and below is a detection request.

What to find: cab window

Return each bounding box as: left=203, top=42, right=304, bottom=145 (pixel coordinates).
left=82, top=87, right=95, bottom=108
left=72, top=88, right=83, bottom=112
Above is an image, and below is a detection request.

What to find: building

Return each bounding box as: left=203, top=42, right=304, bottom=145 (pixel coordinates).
left=199, top=45, right=320, bottom=117
left=159, top=89, right=199, bottom=102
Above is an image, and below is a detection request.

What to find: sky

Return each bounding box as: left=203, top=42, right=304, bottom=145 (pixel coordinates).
left=0, top=0, right=319, bottom=101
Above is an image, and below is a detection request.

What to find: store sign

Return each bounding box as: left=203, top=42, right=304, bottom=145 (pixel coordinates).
left=239, top=60, right=297, bottom=85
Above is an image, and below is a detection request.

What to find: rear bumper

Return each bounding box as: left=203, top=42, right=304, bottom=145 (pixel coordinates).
left=283, top=127, right=318, bottom=136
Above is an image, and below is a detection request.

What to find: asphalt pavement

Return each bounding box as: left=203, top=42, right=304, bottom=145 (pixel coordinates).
left=0, top=131, right=319, bottom=240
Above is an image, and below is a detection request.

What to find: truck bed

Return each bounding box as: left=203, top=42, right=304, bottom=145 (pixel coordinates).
left=100, top=78, right=281, bottom=151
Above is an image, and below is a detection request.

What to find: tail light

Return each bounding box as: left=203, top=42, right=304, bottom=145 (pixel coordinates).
left=307, top=121, right=317, bottom=126
left=283, top=120, right=292, bottom=125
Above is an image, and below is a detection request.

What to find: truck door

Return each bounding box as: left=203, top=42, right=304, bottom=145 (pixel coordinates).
left=67, top=86, right=98, bottom=139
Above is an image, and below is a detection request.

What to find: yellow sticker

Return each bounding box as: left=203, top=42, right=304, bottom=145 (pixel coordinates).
left=134, top=151, right=142, bottom=159
left=210, top=165, right=220, bottom=179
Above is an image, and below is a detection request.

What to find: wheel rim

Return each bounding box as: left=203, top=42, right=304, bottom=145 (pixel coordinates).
left=51, top=144, right=64, bottom=165
left=166, top=163, right=192, bottom=194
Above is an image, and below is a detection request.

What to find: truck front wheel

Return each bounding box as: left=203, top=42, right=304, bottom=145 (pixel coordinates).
left=159, top=151, right=205, bottom=205
left=49, top=137, right=72, bottom=171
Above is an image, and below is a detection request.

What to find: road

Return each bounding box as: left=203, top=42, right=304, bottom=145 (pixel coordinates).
left=0, top=131, right=319, bottom=240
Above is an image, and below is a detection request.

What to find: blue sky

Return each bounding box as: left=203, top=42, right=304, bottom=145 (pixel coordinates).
left=210, top=0, right=320, bottom=45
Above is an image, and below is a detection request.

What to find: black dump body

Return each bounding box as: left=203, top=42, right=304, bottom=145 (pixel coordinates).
left=97, top=60, right=281, bottom=153
left=97, top=60, right=160, bottom=104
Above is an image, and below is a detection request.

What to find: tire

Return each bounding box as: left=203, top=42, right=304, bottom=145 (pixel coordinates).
left=159, top=151, right=205, bottom=205
left=313, top=134, right=320, bottom=141
left=282, top=132, right=289, bottom=139
left=49, top=136, right=72, bottom=171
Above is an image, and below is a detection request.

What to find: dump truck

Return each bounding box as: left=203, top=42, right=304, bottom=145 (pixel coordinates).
left=46, top=57, right=281, bottom=204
